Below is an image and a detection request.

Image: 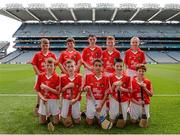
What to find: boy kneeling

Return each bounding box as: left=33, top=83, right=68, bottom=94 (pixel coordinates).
left=34, top=58, right=60, bottom=126
left=84, top=59, right=109, bottom=126
left=129, top=64, right=153, bottom=127
left=109, top=58, right=130, bottom=127
left=60, top=60, right=83, bottom=127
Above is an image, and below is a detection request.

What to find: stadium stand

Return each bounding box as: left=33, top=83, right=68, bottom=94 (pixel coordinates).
left=146, top=51, right=179, bottom=64
left=0, top=41, right=10, bottom=59
left=0, top=3, right=180, bottom=64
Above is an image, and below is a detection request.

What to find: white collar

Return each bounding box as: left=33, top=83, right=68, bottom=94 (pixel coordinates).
left=90, top=47, right=95, bottom=51
left=68, top=76, right=75, bottom=81
left=95, top=75, right=102, bottom=80
left=115, top=75, right=123, bottom=80
left=108, top=50, right=113, bottom=55
left=45, top=74, right=53, bottom=80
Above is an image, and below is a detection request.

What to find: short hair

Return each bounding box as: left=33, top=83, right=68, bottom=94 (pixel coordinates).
left=45, top=57, right=55, bottom=64
left=66, top=37, right=75, bottom=43
left=107, top=36, right=115, bottom=40
left=130, top=36, right=140, bottom=43
left=136, top=64, right=147, bottom=72
left=65, top=59, right=75, bottom=65
left=88, top=34, right=96, bottom=38
left=40, top=38, right=49, bottom=45
left=93, top=59, right=103, bottom=65
left=114, top=58, right=123, bottom=65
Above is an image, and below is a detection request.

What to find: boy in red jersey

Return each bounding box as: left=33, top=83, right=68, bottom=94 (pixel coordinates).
left=60, top=59, right=83, bottom=126
left=58, top=37, right=82, bottom=74
left=84, top=59, right=109, bottom=125
left=129, top=64, right=153, bottom=124
left=32, top=38, right=57, bottom=116
left=124, top=37, right=146, bottom=78
left=34, top=57, right=60, bottom=124
left=109, top=58, right=130, bottom=125
left=82, top=35, right=102, bottom=76
left=102, top=36, right=121, bottom=77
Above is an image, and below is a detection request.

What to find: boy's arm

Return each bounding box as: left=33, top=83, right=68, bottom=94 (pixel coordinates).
left=58, top=63, right=67, bottom=74
left=75, top=60, right=82, bottom=72
left=142, top=83, right=154, bottom=97
left=32, top=65, right=40, bottom=75
left=40, top=84, right=59, bottom=95
left=131, top=98, right=144, bottom=105
left=120, top=86, right=129, bottom=92
left=61, top=83, right=74, bottom=93
left=96, top=91, right=108, bottom=112
left=82, top=60, right=93, bottom=71
left=38, top=92, right=47, bottom=102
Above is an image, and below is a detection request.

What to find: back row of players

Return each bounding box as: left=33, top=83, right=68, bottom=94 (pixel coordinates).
left=31, top=35, right=153, bottom=128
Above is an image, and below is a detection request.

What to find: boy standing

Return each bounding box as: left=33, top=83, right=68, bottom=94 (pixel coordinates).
left=32, top=38, right=57, bottom=116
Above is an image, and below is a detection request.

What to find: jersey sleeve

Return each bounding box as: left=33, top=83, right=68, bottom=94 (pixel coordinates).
left=76, top=52, right=81, bottom=62
left=142, top=51, right=146, bottom=64
left=82, top=48, right=87, bottom=62
left=124, top=51, right=128, bottom=66
left=58, top=52, right=64, bottom=64
left=31, top=53, right=38, bottom=65
left=34, top=75, right=41, bottom=92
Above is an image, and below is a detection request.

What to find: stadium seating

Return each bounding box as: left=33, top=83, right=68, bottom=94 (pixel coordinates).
left=14, top=23, right=180, bottom=38
left=146, top=51, right=179, bottom=64
left=0, top=50, right=23, bottom=64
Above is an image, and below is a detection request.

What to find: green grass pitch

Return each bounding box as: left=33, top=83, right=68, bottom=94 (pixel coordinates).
left=0, top=64, right=180, bottom=134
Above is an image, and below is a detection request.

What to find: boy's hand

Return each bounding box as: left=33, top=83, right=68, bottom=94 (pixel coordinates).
left=70, top=99, right=77, bottom=105
left=67, top=83, right=74, bottom=88
left=84, top=86, right=91, bottom=92
left=96, top=106, right=102, bottom=113
left=42, top=97, right=48, bottom=102
left=113, top=81, right=122, bottom=86
left=40, top=83, right=49, bottom=90
left=138, top=100, right=145, bottom=105
left=138, top=82, right=147, bottom=89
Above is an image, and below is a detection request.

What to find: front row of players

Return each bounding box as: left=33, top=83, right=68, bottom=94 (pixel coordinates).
left=34, top=58, right=153, bottom=131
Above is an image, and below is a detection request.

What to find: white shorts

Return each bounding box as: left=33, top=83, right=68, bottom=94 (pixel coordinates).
left=86, top=99, right=107, bottom=119
left=109, top=97, right=129, bottom=120
left=129, top=101, right=150, bottom=120
left=38, top=99, right=60, bottom=116
left=61, top=99, right=80, bottom=119
left=126, top=69, right=137, bottom=78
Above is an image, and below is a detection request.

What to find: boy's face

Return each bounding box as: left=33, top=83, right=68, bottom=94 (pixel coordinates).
left=130, top=38, right=139, bottom=50
left=137, top=68, right=145, bottom=78
left=114, top=62, right=123, bottom=72
left=67, top=41, right=74, bottom=49
left=45, top=62, right=54, bottom=73
left=41, top=43, right=49, bottom=51
left=88, top=36, right=96, bottom=45
left=65, top=62, right=75, bottom=73
left=106, top=39, right=115, bottom=49
left=94, top=62, right=103, bottom=73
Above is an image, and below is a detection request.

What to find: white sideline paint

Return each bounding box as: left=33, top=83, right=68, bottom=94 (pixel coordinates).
left=0, top=94, right=180, bottom=97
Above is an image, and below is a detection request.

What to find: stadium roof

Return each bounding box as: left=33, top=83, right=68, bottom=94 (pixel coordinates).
left=0, top=3, right=180, bottom=23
